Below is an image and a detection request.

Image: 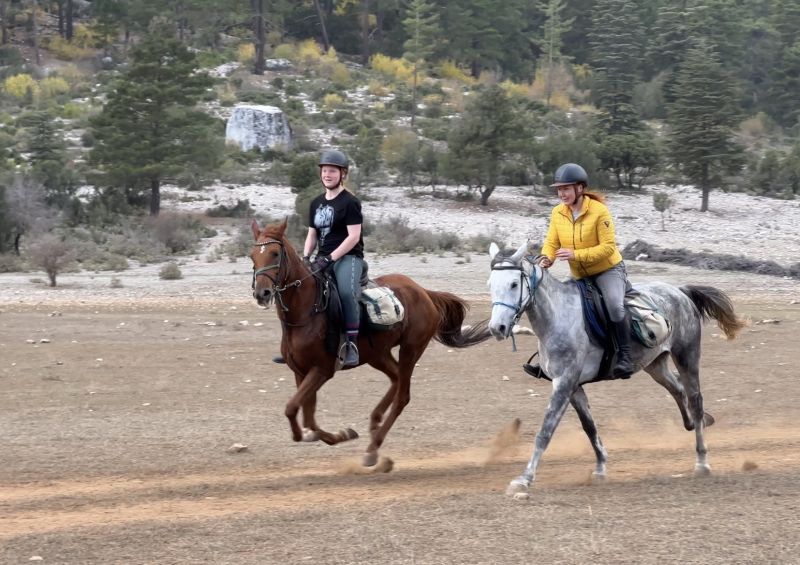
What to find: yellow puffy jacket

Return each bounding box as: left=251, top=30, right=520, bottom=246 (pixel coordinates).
left=540, top=196, right=623, bottom=279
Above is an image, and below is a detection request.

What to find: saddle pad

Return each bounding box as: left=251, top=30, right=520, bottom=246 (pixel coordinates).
left=626, top=293, right=671, bottom=348
left=360, top=287, right=404, bottom=329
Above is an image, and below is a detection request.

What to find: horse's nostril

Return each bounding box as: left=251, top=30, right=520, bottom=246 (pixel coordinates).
left=498, top=324, right=507, bottom=335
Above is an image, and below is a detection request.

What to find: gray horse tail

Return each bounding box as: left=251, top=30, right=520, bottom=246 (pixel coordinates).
left=680, top=285, right=747, bottom=339
left=426, top=290, right=492, bottom=347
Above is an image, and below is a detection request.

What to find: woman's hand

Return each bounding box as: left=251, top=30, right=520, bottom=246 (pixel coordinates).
left=555, top=248, right=575, bottom=261
left=538, top=256, right=553, bottom=268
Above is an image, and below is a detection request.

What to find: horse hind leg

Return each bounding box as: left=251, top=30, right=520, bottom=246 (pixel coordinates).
left=670, top=348, right=711, bottom=475
left=570, top=386, right=608, bottom=479
left=644, top=352, right=694, bottom=431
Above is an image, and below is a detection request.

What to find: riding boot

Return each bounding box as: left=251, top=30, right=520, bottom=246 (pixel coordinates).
left=343, top=341, right=359, bottom=367
left=522, top=363, right=551, bottom=381
left=610, top=316, right=635, bottom=379
left=272, top=355, right=286, bottom=364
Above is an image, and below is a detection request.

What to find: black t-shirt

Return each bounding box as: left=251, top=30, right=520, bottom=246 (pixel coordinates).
left=308, top=190, right=364, bottom=258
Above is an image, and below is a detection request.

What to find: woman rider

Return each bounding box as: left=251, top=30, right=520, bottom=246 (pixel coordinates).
left=304, top=149, right=365, bottom=367
left=531, top=163, right=634, bottom=379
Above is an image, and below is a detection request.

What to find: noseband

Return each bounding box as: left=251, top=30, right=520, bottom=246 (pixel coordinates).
left=491, top=256, right=541, bottom=351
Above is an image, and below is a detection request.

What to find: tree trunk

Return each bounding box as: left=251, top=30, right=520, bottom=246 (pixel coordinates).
left=251, top=0, right=265, bottom=74
left=700, top=164, right=710, bottom=212
left=13, top=232, right=21, bottom=256
left=31, top=0, right=40, bottom=65
left=312, top=0, right=330, bottom=52
left=0, top=0, right=7, bottom=45
left=65, top=0, right=73, bottom=40
left=479, top=185, right=495, bottom=206
left=57, top=0, right=64, bottom=37
left=361, top=0, right=370, bottom=64
left=410, top=65, right=418, bottom=128
left=150, top=178, right=161, bottom=216
left=47, top=269, right=56, bottom=287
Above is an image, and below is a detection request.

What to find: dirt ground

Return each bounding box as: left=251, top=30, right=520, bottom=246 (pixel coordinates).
left=1, top=256, right=799, bottom=564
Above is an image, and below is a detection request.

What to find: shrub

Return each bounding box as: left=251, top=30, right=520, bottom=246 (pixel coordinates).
left=45, top=36, right=93, bottom=61
left=3, top=74, right=38, bottom=100
left=322, top=92, right=344, bottom=109
left=27, top=233, right=78, bottom=287
left=110, top=277, right=123, bottom=288
left=237, top=43, right=255, bottom=64
left=297, top=39, right=324, bottom=67
left=437, top=61, right=475, bottom=85
left=370, top=54, right=413, bottom=83
left=289, top=153, right=319, bottom=192
left=39, top=77, right=70, bottom=99
left=273, top=43, right=296, bottom=60
left=159, top=262, right=183, bottom=280
left=206, top=199, right=255, bottom=218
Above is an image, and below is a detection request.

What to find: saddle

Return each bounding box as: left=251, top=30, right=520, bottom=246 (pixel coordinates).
left=575, top=279, right=670, bottom=381
left=316, top=262, right=404, bottom=363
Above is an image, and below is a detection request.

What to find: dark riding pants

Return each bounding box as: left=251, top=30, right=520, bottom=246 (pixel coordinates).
left=333, top=255, right=364, bottom=334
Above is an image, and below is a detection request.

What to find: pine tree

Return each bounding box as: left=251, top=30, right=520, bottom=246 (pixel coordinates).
left=589, top=0, right=656, bottom=189
left=535, top=0, right=573, bottom=108
left=445, top=85, right=523, bottom=206
left=27, top=112, right=76, bottom=208
left=90, top=25, right=223, bottom=216
left=668, top=43, right=744, bottom=212
left=402, top=0, right=440, bottom=127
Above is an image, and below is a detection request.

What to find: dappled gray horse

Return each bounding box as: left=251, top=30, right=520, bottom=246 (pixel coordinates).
left=487, top=242, right=745, bottom=497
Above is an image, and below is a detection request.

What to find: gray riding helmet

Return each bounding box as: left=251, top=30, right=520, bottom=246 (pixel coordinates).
left=551, top=163, right=588, bottom=187
left=319, top=149, right=349, bottom=171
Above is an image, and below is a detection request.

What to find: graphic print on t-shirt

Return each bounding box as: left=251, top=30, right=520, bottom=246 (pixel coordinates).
left=314, top=203, right=335, bottom=250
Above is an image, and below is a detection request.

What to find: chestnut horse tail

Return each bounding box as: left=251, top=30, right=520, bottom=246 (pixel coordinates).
left=680, top=284, right=747, bottom=340
left=426, top=290, right=491, bottom=347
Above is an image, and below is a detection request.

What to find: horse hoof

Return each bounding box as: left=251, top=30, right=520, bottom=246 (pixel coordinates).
left=703, top=412, right=715, bottom=428
left=505, top=480, right=529, bottom=497
left=591, top=470, right=607, bottom=481
left=363, top=452, right=379, bottom=467
left=339, top=428, right=359, bottom=442
left=694, top=463, right=712, bottom=476
left=302, top=429, right=320, bottom=442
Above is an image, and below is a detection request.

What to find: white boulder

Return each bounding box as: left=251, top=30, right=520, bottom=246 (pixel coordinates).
left=225, top=105, right=291, bottom=152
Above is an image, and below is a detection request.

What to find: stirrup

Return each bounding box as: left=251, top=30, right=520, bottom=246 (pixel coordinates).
left=522, top=363, right=551, bottom=381
left=343, top=342, right=359, bottom=367
left=272, top=355, right=286, bottom=364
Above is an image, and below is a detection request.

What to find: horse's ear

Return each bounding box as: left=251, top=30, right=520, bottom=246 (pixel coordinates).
left=510, top=241, right=528, bottom=262
left=250, top=218, right=260, bottom=240
left=489, top=242, right=500, bottom=260
left=278, top=217, right=288, bottom=235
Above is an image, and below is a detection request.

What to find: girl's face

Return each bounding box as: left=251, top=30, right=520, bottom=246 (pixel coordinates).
left=557, top=184, right=582, bottom=206
left=320, top=166, right=343, bottom=189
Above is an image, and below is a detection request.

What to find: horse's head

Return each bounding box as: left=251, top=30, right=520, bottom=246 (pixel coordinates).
left=249, top=218, right=290, bottom=307
left=487, top=241, right=542, bottom=340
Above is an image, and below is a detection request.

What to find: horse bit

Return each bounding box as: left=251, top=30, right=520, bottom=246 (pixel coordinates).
left=491, top=254, right=542, bottom=351
left=251, top=238, right=327, bottom=316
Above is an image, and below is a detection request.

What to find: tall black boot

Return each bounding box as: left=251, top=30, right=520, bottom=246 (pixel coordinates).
left=610, top=316, right=635, bottom=379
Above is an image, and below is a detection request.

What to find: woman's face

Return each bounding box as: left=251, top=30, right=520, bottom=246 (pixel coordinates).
left=557, top=184, right=581, bottom=205
left=320, top=165, right=342, bottom=189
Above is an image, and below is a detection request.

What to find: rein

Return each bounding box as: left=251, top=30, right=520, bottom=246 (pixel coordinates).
left=251, top=238, right=320, bottom=318
left=491, top=255, right=542, bottom=352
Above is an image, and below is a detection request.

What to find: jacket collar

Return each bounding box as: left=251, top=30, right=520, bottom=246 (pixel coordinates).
left=557, top=195, right=590, bottom=220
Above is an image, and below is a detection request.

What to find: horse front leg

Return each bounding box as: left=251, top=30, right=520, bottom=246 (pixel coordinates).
left=507, top=379, right=575, bottom=498
left=285, top=367, right=359, bottom=445
left=570, top=386, right=607, bottom=478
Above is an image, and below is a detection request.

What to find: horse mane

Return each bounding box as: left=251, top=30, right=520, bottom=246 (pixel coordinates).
left=259, top=222, right=308, bottom=276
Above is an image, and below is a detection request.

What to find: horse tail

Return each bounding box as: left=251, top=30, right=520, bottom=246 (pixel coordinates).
left=426, top=290, right=491, bottom=347
left=680, top=285, right=747, bottom=339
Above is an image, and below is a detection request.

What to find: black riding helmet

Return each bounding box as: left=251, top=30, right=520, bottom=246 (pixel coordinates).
left=319, top=149, right=349, bottom=172
left=551, top=163, right=588, bottom=187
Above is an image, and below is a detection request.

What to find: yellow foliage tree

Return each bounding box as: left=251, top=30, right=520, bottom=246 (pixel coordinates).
left=39, top=77, right=70, bottom=99
left=3, top=74, right=38, bottom=100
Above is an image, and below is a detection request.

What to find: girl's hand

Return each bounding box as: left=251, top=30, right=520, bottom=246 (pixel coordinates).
left=555, top=248, right=575, bottom=260
left=538, top=257, right=553, bottom=268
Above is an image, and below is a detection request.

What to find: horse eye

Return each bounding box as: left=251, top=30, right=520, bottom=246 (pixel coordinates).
left=510, top=282, right=518, bottom=289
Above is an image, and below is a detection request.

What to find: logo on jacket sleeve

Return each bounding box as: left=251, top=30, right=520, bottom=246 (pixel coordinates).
left=603, top=220, right=610, bottom=228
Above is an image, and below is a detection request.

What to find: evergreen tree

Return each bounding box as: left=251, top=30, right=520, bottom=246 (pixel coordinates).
left=90, top=25, right=223, bottom=216
left=27, top=112, right=77, bottom=208
left=535, top=0, right=573, bottom=108
left=402, top=0, right=440, bottom=127
left=445, top=85, right=524, bottom=205
left=589, top=0, right=656, bottom=189
left=668, top=43, right=743, bottom=212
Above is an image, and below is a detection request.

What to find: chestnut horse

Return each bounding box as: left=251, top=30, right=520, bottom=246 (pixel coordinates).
left=250, top=219, right=491, bottom=466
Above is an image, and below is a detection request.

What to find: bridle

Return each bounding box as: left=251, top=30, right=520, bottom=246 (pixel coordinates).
left=490, top=255, right=542, bottom=351
left=251, top=237, right=325, bottom=319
